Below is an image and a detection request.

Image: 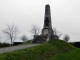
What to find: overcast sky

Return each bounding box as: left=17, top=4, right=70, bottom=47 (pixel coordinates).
left=0, top=0, right=80, bottom=42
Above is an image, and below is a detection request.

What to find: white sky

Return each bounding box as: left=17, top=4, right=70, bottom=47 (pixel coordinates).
left=0, top=0, right=80, bottom=42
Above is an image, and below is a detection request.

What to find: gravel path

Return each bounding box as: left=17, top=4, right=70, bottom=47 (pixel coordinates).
left=0, top=44, right=40, bottom=54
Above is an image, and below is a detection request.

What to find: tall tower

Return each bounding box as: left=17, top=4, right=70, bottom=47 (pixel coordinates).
left=32, top=4, right=54, bottom=43
left=42, top=4, right=53, bottom=39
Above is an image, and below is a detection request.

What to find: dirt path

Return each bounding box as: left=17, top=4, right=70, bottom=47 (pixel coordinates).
left=0, top=44, right=40, bottom=54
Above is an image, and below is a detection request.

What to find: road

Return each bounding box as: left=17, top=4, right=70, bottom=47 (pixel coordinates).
left=0, top=44, right=40, bottom=54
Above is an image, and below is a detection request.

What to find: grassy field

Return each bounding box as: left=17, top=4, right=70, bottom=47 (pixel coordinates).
left=0, top=39, right=78, bottom=60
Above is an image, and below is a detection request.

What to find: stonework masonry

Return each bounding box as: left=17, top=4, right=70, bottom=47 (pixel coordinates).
left=32, top=4, right=58, bottom=43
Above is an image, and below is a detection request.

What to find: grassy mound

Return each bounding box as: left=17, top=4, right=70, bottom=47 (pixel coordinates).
left=49, top=49, right=80, bottom=60
left=0, top=39, right=76, bottom=60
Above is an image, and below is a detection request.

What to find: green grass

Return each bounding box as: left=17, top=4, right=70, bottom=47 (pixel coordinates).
left=49, top=48, right=80, bottom=60
left=23, top=40, right=31, bottom=44
left=0, top=39, right=77, bottom=60
left=48, top=40, right=80, bottom=60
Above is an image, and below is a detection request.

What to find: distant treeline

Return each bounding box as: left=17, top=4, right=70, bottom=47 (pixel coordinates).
left=0, top=42, right=10, bottom=48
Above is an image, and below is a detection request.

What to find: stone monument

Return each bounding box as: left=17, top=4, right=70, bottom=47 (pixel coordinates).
left=42, top=4, right=54, bottom=39
left=32, top=4, right=58, bottom=43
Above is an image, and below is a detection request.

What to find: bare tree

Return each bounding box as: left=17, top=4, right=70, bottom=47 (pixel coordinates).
left=53, top=27, right=62, bottom=38
left=30, top=24, right=40, bottom=35
left=2, top=24, right=19, bottom=45
left=63, top=34, right=70, bottom=42
left=21, top=35, right=27, bottom=42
